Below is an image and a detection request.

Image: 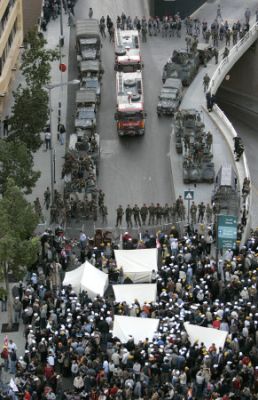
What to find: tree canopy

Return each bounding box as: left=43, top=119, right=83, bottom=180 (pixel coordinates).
left=8, top=86, right=48, bottom=152
left=22, top=29, right=59, bottom=89
left=0, top=139, right=40, bottom=194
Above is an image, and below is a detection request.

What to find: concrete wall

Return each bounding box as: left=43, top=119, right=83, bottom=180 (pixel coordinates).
left=219, top=39, right=258, bottom=100
left=22, top=0, right=43, bottom=36
left=151, top=0, right=206, bottom=18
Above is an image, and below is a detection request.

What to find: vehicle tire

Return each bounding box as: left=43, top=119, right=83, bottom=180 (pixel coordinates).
left=131, top=94, right=141, bottom=102
left=124, top=79, right=136, bottom=87
left=115, top=46, right=126, bottom=56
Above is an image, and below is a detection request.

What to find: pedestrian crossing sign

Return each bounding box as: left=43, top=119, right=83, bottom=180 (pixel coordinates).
left=184, top=190, right=194, bottom=200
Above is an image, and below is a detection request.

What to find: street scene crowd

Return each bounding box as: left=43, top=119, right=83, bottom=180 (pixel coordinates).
left=1, top=226, right=258, bottom=399
left=0, top=1, right=257, bottom=400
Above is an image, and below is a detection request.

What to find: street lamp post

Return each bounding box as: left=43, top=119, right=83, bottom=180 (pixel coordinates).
left=46, top=79, right=80, bottom=205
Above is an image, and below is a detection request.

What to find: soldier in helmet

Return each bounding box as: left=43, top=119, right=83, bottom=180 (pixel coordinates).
left=206, top=203, right=213, bottom=224
left=140, top=204, right=148, bottom=225
left=148, top=202, right=155, bottom=225
left=116, top=205, right=124, bottom=227
left=190, top=202, right=197, bottom=225
left=125, top=205, right=133, bottom=228
left=133, top=204, right=141, bottom=227
left=203, top=73, right=210, bottom=92
left=98, top=190, right=105, bottom=208
left=100, top=204, right=108, bottom=225
left=170, top=203, right=177, bottom=223
left=163, top=203, right=170, bottom=224
left=155, top=203, right=163, bottom=225
left=198, top=202, right=206, bottom=223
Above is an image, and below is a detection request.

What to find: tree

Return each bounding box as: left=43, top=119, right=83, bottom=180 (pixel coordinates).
left=8, top=86, right=49, bottom=152
left=0, top=139, right=40, bottom=194
left=0, top=179, right=40, bottom=328
left=21, top=28, right=59, bottom=89
left=7, top=28, right=59, bottom=153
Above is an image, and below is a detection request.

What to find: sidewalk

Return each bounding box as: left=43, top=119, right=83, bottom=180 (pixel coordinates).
left=0, top=12, right=70, bottom=349
left=2, top=13, right=71, bottom=227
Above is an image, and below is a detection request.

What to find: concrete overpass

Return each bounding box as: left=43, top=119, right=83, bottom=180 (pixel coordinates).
left=170, top=8, right=258, bottom=240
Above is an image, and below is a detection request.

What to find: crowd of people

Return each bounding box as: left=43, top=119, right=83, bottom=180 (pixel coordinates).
left=1, top=223, right=258, bottom=399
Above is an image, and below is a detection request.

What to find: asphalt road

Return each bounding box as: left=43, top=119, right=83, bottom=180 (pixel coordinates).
left=69, top=0, right=191, bottom=226
left=67, top=0, right=258, bottom=228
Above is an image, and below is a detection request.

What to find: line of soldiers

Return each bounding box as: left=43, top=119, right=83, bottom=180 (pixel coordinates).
left=201, top=18, right=250, bottom=48
left=99, top=14, right=183, bottom=43
left=189, top=201, right=214, bottom=224
left=42, top=188, right=108, bottom=225
left=116, top=198, right=214, bottom=228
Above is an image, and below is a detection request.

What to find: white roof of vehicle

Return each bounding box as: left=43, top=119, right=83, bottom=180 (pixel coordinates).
left=116, top=71, right=143, bottom=112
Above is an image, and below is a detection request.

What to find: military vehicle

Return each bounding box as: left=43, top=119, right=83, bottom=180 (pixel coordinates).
left=157, top=79, right=183, bottom=116
left=212, top=165, right=240, bottom=216
left=162, top=49, right=200, bottom=86
left=197, top=43, right=214, bottom=65
left=75, top=89, right=97, bottom=132
left=76, top=19, right=101, bottom=62
left=174, top=109, right=215, bottom=184
left=79, top=60, right=103, bottom=104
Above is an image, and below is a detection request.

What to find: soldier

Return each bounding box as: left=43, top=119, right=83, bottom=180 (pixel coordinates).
left=50, top=204, right=58, bottom=224
left=142, top=24, right=147, bottom=42
left=98, top=190, right=105, bottom=208
left=116, top=205, right=124, bottom=227
left=155, top=203, right=163, bottom=225
left=133, top=204, right=141, bottom=227
left=100, top=205, right=108, bottom=225
left=148, top=202, right=155, bottom=225
left=213, top=47, right=219, bottom=64
left=170, top=203, right=177, bottom=223
left=175, top=195, right=183, bottom=220
left=203, top=73, right=210, bottom=92
left=206, top=203, right=213, bottom=224
left=140, top=204, right=148, bottom=225
left=44, top=187, right=51, bottom=210
left=163, top=203, right=170, bottom=224
left=203, top=48, right=208, bottom=67
left=204, top=29, right=211, bottom=44
left=125, top=204, right=133, bottom=228
left=198, top=202, right=206, bottom=223
left=34, top=197, right=43, bottom=220
left=206, top=131, right=213, bottom=151
left=190, top=202, right=197, bottom=225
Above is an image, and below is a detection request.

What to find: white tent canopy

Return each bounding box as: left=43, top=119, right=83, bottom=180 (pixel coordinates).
left=184, top=323, right=228, bottom=351
left=113, top=315, right=159, bottom=344
left=63, top=261, right=108, bottom=299
left=114, top=248, right=158, bottom=283
left=113, top=284, right=157, bottom=306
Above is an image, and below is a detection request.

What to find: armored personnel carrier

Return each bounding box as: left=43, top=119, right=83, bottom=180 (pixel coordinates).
left=174, top=109, right=215, bottom=184
left=162, top=49, right=200, bottom=86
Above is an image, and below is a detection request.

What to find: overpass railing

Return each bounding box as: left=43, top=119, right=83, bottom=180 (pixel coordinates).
left=206, top=23, right=258, bottom=244
left=208, top=22, right=258, bottom=95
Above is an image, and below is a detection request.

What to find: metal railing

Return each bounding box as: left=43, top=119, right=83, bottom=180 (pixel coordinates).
left=205, top=23, right=258, bottom=242
left=208, top=22, right=258, bottom=95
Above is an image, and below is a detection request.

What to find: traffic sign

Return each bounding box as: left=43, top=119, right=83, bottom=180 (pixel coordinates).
left=59, top=63, right=67, bottom=72
left=217, top=214, right=237, bottom=250
left=184, top=190, right=194, bottom=200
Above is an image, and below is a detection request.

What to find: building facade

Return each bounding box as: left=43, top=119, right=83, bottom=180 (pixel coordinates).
left=0, top=0, right=23, bottom=116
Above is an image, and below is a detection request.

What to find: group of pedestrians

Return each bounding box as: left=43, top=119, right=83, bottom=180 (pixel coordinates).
left=1, top=225, right=258, bottom=399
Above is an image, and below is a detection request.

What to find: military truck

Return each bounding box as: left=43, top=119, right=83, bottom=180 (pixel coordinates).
left=157, top=78, right=183, bottom=116
left=162, top=49, right=200, bottom=86
left=76, top=19, right=101, bottom=62
left=75, top=89, right=97, bottom=133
